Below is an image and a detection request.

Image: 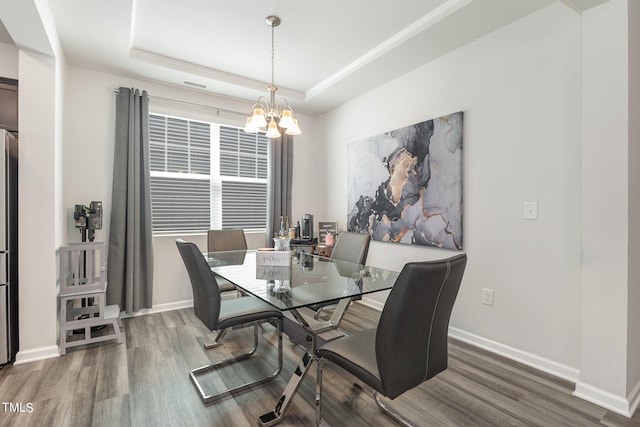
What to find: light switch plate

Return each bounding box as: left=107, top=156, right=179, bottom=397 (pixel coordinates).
left=482, top=288, right=494, bottom=306
left=523, top=202, right=538, bottom=220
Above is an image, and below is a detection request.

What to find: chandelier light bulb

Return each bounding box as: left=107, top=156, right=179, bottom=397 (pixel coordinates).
left=266, top=118, right=281, bottom=138
left=244, top=116, right=259, bottom=133
left=278, top=109, right=295, bottom=129
left=250, top=108, right=268, bottom=128
left=285, top=119, right=301, bottom=136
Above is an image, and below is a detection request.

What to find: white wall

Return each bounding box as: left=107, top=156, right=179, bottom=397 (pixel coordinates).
left=575, top=0, right=640, bottom=414
left=627, top=0, right=640, bottom=401
left=0, top=41, right=17, bottom=79
left=321, top=2, right=583, bottom=376
left=62, top=66, right=324, bottom=311
left=12, top=0, right=66, bottom=363
left=321, top=0, right=640, bottom=415
left=16, top=49, right=59, bottom=362
left=577, top=0, right=631, bottom=407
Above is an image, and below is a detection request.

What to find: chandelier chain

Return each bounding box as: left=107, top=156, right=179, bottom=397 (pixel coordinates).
left=271, top=23, right=275, bottom=87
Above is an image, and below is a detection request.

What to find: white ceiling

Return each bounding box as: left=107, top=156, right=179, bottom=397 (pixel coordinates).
left=4, top=0, right=610, bottom=116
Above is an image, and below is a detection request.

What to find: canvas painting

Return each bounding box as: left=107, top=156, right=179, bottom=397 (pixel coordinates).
left=347, top=112, right=463, bottom=250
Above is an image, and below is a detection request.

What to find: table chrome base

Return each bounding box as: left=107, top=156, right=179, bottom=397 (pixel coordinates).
left=259, top=300, right=351, bottom=426
left=259, top=351, right=314, bottom=427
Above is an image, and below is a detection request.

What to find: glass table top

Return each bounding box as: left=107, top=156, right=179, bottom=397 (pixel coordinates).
left=206, top=250, right=399, bottom=311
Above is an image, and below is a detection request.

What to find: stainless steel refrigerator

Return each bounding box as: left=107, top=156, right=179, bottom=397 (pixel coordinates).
left=0, top=129, right=18, bottom=365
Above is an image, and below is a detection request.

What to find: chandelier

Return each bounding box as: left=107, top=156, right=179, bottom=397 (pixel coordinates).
left=243, top=15, right=302, bottom=138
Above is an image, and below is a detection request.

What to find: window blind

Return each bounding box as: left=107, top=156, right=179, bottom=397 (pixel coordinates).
left=149, top=113, right=268, bottom=234
left=221, top=181, right=268, bottom=229
left=150, top=176, right=210, bottom=233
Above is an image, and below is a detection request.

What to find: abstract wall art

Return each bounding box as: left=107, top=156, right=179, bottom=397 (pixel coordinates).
left=347, top=112, right=463, bottom=250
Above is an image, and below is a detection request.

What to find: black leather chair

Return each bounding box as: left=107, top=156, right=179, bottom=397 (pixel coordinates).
left=309, top=231, right=371, bottom=319
left=315, top=253, right=467, bottom=426
left=176, top=239, right=283, bottom=404
left=207, top=229, right=248, bottom=293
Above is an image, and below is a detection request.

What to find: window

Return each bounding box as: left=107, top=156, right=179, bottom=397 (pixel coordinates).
left=149, top=114, right=268, bottom=234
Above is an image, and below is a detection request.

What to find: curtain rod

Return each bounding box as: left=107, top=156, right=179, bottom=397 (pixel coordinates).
left=113, top=89, right=247, bottom=117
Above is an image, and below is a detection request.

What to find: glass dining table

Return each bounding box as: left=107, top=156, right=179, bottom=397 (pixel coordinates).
left=206, top=249, right=399, bottom=427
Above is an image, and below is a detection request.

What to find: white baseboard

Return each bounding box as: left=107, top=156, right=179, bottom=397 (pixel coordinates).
left=628, top=379, right=640, bottom=418
left=13, top=301, right=194, bottom=366
left=448, top=327, right=580, bottom=382
left=573, top=382, right=634, bottom=417
left=359, top=296, right=385, bottom=312
left=326, top=298, right=640, bottom=418
left=120, top=299, right=193, bottom=318
left=360, top=299, right=580, bottom=383
left=14, top=345, right=60, bottom=365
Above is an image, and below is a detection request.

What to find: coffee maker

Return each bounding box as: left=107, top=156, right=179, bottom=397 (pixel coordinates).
left=301, top=214, right=314, bottom=241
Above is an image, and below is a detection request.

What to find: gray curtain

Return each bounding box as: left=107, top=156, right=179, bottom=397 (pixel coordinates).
left=107, top=87, right=154, bottom=313
left=266, top=133, right=294, bottom=246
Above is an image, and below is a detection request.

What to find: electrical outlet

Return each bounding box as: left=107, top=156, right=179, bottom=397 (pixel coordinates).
left=482, top=288, right=494, bottom=306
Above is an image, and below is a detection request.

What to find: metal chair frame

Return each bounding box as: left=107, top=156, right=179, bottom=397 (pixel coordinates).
left=176, top=239, right=283, bottom=405
left=190, top=320, right=283, bottom=404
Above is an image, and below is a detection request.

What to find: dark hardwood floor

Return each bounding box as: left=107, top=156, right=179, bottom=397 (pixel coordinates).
left=1, top=303, right=639, bottom=427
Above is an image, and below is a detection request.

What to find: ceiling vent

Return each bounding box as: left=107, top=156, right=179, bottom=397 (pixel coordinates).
left=183, top=80, right=207, bottom=89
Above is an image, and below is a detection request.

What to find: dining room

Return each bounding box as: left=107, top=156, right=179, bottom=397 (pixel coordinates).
left=2, top=0, right=640, bottom=425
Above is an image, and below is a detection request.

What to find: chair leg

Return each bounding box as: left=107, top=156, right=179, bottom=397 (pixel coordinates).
left=374, top=392, right=413, bottom=427
left=204, top=328, right=228, bottom=349
left=190, top=318, right=283, bottom=405
left=316, top=358, right=324, bottom=426
left=112, top=319, right=123, bottom=344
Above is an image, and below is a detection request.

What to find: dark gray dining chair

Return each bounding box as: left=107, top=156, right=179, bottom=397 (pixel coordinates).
left=207, top=229, right=248, bottom=252
left=315, top=253, right=467, bottom=426
left=207, top=229, right=248, bottom=293
left=309, top=231, right=371, bottom=319
left=175, top=239, right=283, bottom=404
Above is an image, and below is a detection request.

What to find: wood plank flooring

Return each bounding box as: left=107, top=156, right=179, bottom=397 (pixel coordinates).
left=1, top=303, right=639, bottom=427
